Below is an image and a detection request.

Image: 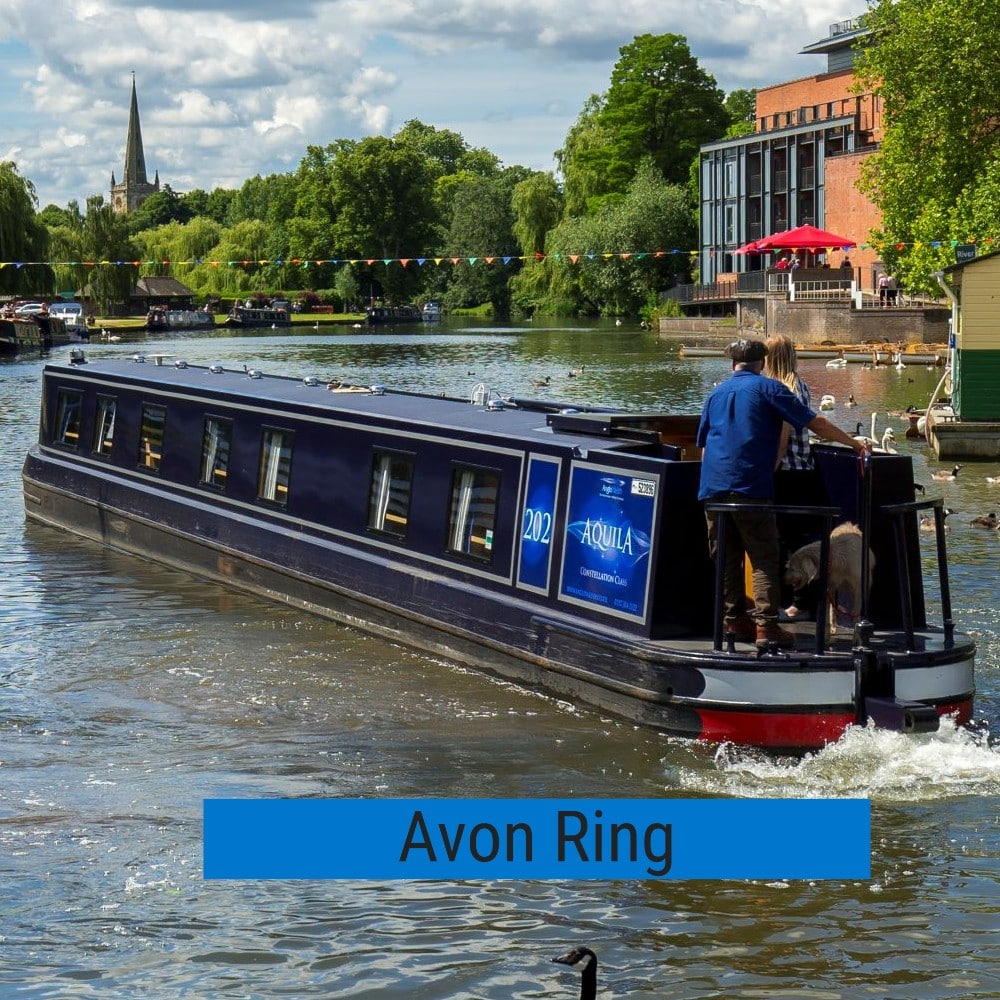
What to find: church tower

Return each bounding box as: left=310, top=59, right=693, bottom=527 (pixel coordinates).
left=110, top=74, right=159, bottom=214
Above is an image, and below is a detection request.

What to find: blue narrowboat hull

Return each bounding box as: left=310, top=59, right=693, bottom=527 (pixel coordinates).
left=21, top=354, right=975, bottom=749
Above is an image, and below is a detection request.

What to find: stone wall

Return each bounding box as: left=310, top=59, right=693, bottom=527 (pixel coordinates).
left=759, top=299, right=950, bottom=345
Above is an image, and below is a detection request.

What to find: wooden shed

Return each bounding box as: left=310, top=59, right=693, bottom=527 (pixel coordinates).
left=130, top=276, right=196, bottom=313
left=942, top=250, right=1000, bottom=420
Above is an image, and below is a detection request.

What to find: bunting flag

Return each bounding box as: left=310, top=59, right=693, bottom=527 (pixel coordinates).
left=0, top=237, right=993, bottom=271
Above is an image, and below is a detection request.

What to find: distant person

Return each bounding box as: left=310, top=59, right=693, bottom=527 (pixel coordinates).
left=878, top=272, right=889, bottom=307
left=886, top=273, right=899, bottom=305
left=775, top=255, right=789, bottom=271
left=696, top=338, right=869, bottom=648
left=841, top=255, right=852, bottom=270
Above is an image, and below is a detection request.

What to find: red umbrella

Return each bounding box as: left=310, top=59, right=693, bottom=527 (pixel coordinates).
left=733, top=239, right=765, bottom=254
left=752, top=224, right=856, bottom=253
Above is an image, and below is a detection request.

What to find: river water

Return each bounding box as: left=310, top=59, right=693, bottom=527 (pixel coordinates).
left=2, top=321, right=998, bottom=998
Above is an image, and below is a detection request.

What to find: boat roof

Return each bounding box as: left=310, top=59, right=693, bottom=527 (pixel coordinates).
left=48, top=355, right=671, bottom=454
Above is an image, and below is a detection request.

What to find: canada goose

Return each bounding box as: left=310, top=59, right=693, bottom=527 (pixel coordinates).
left=845, top=393, right=857, bottom=407
left=532, top=375, right=551, bottom=387
left=931, top=464, right=961, bottom=481
left=971, top=511, right=999, bottom=528
left=552, top=946, right=598, bottom=1000
left=818, top=394, right=836, bottom=410
left=920, top=508, right=955, bottom=531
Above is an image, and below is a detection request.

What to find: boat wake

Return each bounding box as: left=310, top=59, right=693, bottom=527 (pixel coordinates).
left=677, top=718, right=1000, bottom=801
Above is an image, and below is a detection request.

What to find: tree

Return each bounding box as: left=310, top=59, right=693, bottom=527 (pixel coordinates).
left=855, top=0, right=1000, bottom=290
left=127, top=185, right=191, bottom=234
left=0, top=161, right=52, bottom=295
left=512, top=172, right=562, bottom=257
left=559, top=35, right=728, bottom=213
left=78, top=196, right=137, bottom=313
left=724, top=89, right=757, bottom=138
left=329, top=135, right=439, bottom=303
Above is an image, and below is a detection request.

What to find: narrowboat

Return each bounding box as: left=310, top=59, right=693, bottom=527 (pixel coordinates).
left=366, top=304, right=422, bottom=326
left=1, top=316, right=52, bottom=355
left=21, top=351, right=976, bottom=750
left=226, top=300, right=292, bottom=328
left=146, top=306, right=216, bottom=331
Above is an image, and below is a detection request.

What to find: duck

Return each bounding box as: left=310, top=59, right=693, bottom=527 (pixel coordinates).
left=818, top=394, right=836, bottom=410
left=532, top=375, right=551, bottom=388
left=920, top=508, right=955, bottom=531
left=931, top=464, right=962, bottom=482
left=845, top=393, right=858, bottom=407
left=552, top=947, right=598, bottom=1000
left=971, top=512, right=999, bottom=528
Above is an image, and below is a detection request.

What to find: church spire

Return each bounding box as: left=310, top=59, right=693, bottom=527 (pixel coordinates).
left=111, top=73, right=159, bottom=214
left=122, top=72, right=148, bottom=186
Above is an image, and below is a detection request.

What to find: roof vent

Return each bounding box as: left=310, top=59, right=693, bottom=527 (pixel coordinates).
left=208, top=363, right=225, bottom=374
left=302, top=375, right=320, bottom=387
left=247, top=368, right=263, bottom=379
left=132, top=353, right=146, bottom=364
left=174, top=359, right=188, bottom=369
left=369, top=384, right=385, bottom=395
left=69, top=348, right=87, bottom=365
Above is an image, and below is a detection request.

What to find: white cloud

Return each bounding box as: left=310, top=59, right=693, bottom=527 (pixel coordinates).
left=0, top=0, right=850, bottom=207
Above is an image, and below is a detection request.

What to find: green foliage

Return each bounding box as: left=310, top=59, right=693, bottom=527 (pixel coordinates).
left=856, top=0, right=1000, bottom=290
left=78, top=195, right=137, bottom=311
left=511, top=172, right=562, bottom=257
left=558, top=35, right=728, bottom=214
left=127, top=185, right=191, bottom=234
left=0, top=160, right=52, bottom=294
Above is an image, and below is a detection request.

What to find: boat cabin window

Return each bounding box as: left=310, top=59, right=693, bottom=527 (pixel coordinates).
left=53, top=389, right=83, bottom=449
left=91, top=395, right=116, bottom=457
left=367, top=450, right=414, bottom=538
left=257, top=427, right=294, bottom=505
left=446, top=465, right=500, bottom=563
left=200, top=417, right=233, bottom=490
left=138, top=404, right=167, bottom=472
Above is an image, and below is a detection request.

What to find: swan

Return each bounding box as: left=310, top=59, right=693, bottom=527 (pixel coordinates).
left=876, top=427, right=897, bottom=453
left=568, top=366, right=585, bottom=377
left=819, top=394, right=836, bottom=410
left=931, top=464, right=961, bottom=482
left=986, top=474, right=1000, bottom=484
left=970, top=511, right=999, bottom=528
left=552, top=947, right=598, bottom=1000
left=894, top=352, right=906, bottom=370
left=826, top=357, right=847, bottom=368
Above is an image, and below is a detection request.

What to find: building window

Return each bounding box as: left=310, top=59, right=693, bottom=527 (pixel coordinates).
left=446, top=465, right=500, bottom=562
left=724, top=204, right=737, bottom=244
left=91, top=395, right=116, bottom=456
left=724, top=159, right=737, bottom=197
left=138, top=403, right=166, bottom=471
left=200, top=417, right=233, bottom=489
left=257, top=428, right=293, bottom=505
left=367, top=450, right=414, bottom=538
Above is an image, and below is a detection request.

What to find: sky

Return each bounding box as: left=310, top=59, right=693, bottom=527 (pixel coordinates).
left=0, top=0, right=853, bottom=210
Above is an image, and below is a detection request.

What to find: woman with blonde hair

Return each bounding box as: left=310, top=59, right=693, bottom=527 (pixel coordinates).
left=764, top=335, right=812, bottom=470
left=764, top=335, right=819, bottom=621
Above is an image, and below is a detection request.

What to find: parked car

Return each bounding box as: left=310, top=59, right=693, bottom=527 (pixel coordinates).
left=14, top=302, right=47, bottom=316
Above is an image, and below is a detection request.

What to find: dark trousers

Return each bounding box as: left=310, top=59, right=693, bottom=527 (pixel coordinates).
left=705, top=502, right=781, bottom=624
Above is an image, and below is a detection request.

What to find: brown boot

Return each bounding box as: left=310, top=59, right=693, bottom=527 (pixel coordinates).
left=724, top=614, right=757, bottom=643
left=756, top=621, right=795, bottom=648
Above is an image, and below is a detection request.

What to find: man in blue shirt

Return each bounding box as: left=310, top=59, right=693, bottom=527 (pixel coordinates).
left=697, top=339, right=868, bottom=648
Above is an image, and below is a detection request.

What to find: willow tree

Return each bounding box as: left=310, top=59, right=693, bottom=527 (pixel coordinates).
left=855, top=0, right=1000, bottom=289
left=0, top=161, right=52, bottom=295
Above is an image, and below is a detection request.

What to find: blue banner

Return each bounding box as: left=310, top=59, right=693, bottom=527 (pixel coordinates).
left=559, top=464, right=656, bottom=621
left=203, top=798, right=870, bottom=880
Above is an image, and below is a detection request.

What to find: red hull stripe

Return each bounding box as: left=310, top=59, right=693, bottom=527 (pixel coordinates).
left=696, top=699, right=974, bottom=749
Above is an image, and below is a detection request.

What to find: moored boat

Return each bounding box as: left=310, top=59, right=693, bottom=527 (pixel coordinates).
left=421, top=301, right=443, bottom=322
left=21, top=352, right=976, bottom=750
left=367, top=304, right=422, bottom=325
left=226, top=300, right=292, bottom=328
left=146, top=306, right=216, bottom=331
left=1, top=316, right=52, bottom=355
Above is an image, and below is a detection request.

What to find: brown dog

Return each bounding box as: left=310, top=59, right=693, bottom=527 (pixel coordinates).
left=784, top=522, right=875, bottom=632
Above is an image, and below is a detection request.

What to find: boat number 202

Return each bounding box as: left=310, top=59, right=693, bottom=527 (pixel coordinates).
left=522, top=507, right=553, bottom=544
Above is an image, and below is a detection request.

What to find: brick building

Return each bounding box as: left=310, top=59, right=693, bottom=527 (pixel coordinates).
left=699, top=15, right=884, bottom=291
